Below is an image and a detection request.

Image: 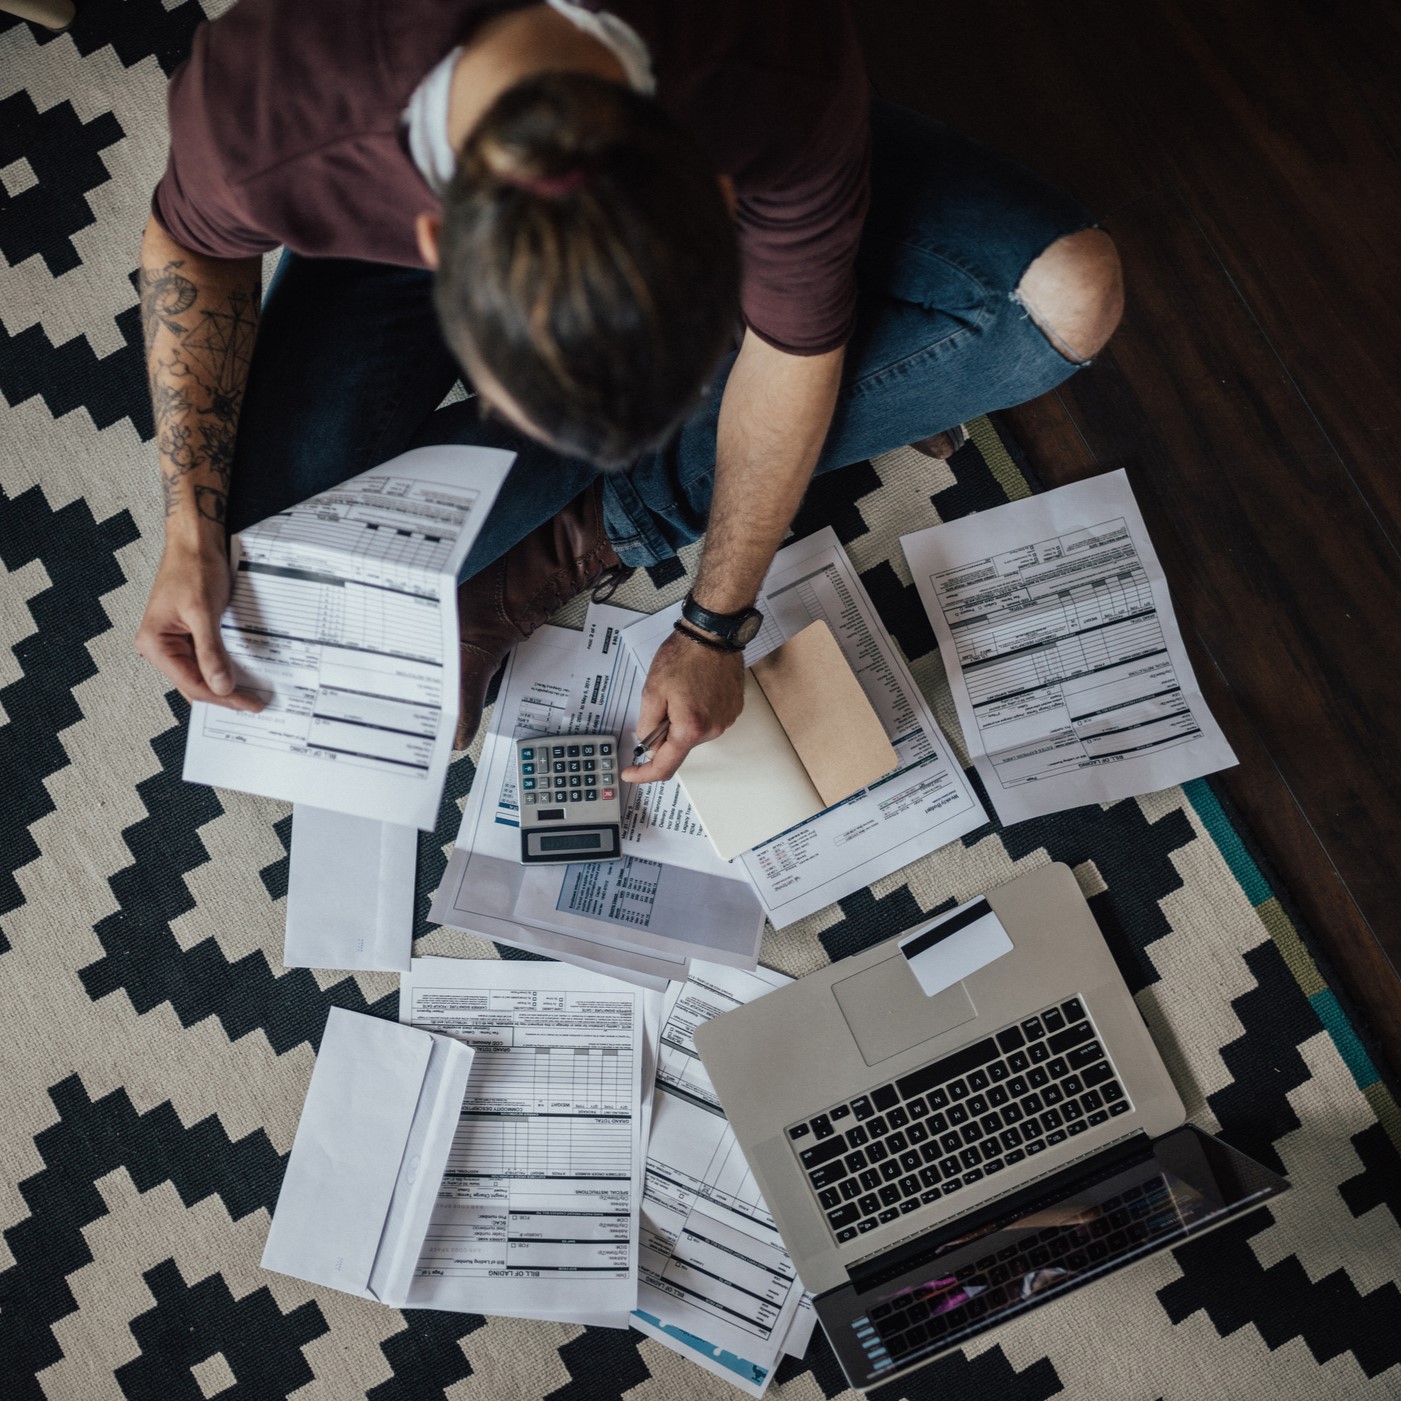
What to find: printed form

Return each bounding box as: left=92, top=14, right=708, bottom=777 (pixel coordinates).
left=429, top=622, right=765, bottom=990
left=633, top=961, right=814, bottom=1396
left=184, top=445, right=513, bottom=829
left=901, top=469, right=1236, bottom=823
left=399, top=957, right=648, bottom=1326
left=580, top=603, right=740, bottom=876
left=624, top=529, right=987, bottom=927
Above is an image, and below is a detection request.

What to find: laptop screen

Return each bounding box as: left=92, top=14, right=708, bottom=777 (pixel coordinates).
left=818, top=1126, right=1287, bottom=1389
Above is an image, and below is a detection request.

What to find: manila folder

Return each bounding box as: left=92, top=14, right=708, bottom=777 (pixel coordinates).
left=676, top=669, right=822, bottom=860
left=752, top=621, right=897, bottom=807
left=676, top=621, right=898, bottom=860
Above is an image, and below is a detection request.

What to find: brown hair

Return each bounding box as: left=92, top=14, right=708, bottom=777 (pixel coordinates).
left=433, top=72, right=741, bottom=468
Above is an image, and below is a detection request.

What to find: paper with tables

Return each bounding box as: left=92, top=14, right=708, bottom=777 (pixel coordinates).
left=632, top=961, right=814, bottom=1394
left=185, top=444, right=513, bottom=830
left=900, top=470, right=1236, bottom=824
left=283, top=806, right=417, bottom=971
left=261, top=1006, right=474, bottom=1306
left=399, top=957, right=654, bottom=1327
left=429, top=612, right=765, bottom=989
left=623, top=529, right=987, bottom=927
left=576, top=602, right=753, bottom=877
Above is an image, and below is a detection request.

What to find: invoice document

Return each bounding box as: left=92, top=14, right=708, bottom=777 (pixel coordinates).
left=579, top=602, right=745, bottom=877
left=184, top=445, right=512, bottom=829
left=624, top=530, right=987, bottom=927
left=633, top=962, right=812, bottom=1395
left=901, top=470, right=1236, bottom=823
left=428, top=619, right=765, bottom=989
left=399, top=957, right=648, bottom=1327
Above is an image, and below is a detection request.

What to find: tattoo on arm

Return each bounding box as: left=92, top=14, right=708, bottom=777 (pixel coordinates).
left=194, top=485, right=227, bottom=524
left=140, top=258, right=258, bottom=521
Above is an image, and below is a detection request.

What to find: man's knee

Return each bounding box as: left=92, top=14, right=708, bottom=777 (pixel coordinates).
left=1014, top=227, right=1124, bottom=364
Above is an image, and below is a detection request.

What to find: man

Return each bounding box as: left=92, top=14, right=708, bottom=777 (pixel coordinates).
left=135, top=0, right=1121, bottom=786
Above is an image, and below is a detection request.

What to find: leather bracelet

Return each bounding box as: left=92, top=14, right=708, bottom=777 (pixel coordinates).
left=673, top=620, right=743, bottom=654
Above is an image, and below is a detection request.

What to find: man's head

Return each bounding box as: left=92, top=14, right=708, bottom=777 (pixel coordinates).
left=425, top=72, right=741, bottom=469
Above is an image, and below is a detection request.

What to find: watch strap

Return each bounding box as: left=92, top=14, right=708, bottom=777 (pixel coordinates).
left=682, top=592, right=762, bottom=645
left=673, top=620, right=743, bottom=654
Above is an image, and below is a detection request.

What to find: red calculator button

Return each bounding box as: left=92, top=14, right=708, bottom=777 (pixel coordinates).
left=602, top=788, right=615, bottom=801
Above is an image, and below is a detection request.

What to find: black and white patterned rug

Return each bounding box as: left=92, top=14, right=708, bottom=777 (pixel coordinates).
left=4, top=4, right=1401, bottom=1398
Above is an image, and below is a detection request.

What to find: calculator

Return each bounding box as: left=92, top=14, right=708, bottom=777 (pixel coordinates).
left=515, top=735, right=623, bottom=864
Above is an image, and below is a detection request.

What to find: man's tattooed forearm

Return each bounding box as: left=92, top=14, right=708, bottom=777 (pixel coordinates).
left=142, top=258, right=258, bottom=515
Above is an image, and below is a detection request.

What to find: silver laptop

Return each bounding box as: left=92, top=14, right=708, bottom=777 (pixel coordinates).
left=693, top=862, right=1288, bottom=1390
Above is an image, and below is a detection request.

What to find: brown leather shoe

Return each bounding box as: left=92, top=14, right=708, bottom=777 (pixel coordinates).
left=909, top=423, right=969, bottom=461
left=454, top=479, right=633, bottom=748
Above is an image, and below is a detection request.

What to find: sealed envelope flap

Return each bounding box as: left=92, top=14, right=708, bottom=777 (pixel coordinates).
left=262, top=1007, right=432, bottom=1295
left=752, top=621, right=897, bottom=808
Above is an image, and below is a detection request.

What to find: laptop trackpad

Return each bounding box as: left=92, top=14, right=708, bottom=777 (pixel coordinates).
left=833, top=955, right=977, bottom=1067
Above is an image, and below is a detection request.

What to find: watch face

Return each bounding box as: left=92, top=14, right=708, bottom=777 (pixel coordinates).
left=735, top=611, right=763, bottom=645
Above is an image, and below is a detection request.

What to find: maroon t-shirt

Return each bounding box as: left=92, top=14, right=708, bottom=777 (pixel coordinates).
left=152, top=0, right=871, bottom=355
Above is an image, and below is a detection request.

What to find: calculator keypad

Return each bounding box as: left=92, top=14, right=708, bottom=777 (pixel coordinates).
left=519, top=737, right=620, bottom=818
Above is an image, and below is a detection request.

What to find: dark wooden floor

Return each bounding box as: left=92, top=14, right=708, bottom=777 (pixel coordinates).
left=854, top=0, right=1401, bottom=1077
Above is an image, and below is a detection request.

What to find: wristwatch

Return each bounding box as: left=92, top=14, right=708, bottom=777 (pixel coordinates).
left=681, top=591, right=764, bottom=651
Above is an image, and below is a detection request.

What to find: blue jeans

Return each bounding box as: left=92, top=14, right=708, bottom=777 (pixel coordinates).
left=226, top=102, right=1092, bottom=576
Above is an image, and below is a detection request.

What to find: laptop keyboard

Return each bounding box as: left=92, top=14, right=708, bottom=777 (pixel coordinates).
left=787, top=996, right=1131, bottom=1243
left=864, top=1176, right=1175, bottom=1367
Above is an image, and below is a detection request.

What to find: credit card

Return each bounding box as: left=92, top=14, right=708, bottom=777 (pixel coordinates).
left=898, top=896, right=1014, bottom=997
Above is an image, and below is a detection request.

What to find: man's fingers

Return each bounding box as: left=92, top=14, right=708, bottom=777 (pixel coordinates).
left=190, top=614, right=235, bottom=696
left=624, top=689, right=669, bottom=782
left=141, top=632, right=262, bottom=711
left=622, top=731, right=695, bottom=784
left=633, top=689, right=667, bottom=750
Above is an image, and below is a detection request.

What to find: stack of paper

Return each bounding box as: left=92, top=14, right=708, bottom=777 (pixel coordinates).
left=633, top=961, right=817, bottom=1396
left=429, top=613, right=769, bottom=990
left=264, top=961, right=656, bottom=1327
left=432, top=529, right=987, bottom=960
left=622, top=529, right=988, bottom=927
left=262, top=956, right=812, bottom=1392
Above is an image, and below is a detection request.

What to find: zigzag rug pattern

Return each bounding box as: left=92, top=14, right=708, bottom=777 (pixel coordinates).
left=1, top=6, right=1399, bottom=1399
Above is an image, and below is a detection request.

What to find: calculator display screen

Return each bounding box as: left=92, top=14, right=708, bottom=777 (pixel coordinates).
left=539, top=832, right=604, bottom=852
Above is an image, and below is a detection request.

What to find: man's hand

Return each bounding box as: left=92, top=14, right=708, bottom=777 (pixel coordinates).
left=134, top=540, right=263, bottom=711
left=620, top=631, right=744, bottom=782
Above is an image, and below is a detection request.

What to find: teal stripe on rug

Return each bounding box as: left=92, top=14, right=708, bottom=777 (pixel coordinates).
left=1184, top=778, right=1272, bottom=907
left=1310, top=989, right=1380, bottom=1090
left=1186, top=778, right=1383, bottom=1092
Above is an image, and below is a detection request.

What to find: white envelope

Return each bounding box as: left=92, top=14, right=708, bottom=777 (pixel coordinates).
left=261, top=1007, right=472, bottom=1306
left=285, top=807, right=417, bottom=972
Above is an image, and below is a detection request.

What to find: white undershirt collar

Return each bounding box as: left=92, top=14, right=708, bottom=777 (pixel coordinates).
left=404, top=2, right=655, bottom=193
